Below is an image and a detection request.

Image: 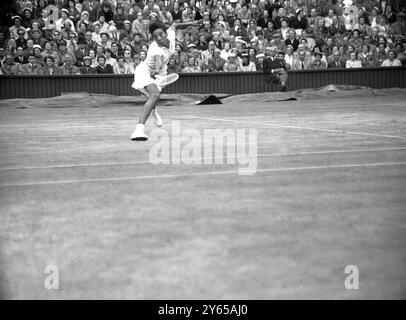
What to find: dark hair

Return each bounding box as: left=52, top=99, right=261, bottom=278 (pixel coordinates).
left=388, top=50, right=397, bottom=57
left=45, top=56, right=55, bottom=63
left=149, top=22, right=166, bottom=34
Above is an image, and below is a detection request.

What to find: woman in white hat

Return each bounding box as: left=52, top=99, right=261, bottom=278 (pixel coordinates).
left=55, top=9, right=74, bottom=31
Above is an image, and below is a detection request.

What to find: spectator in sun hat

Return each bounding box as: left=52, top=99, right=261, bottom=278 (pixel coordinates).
left=214, top=20, right=230, bottom=41
left=234, top=36, right=248, bottom=51
left=284, top=44, right=295, bottom=68
left=99, top=31, right=111, bottom=48
left=79, top=55, right=96, bottom=74
left=255, top=52, right=265, bottom=71
left=270, top=31, right=286, bottom=52
left=22, top=7, right=34, bottom=29
left=32, top=44, right=45, bottom=66
left=223, top=52, right=242, bottom=71
left=240, top=52, right=257, bottom=71
left=76, top=11, right=94, bottom=33
left=369, top=6, right=380, bottom=28
left=10, top=16, right=26, bottom=40
left=55, top=8, right=75, bottom=31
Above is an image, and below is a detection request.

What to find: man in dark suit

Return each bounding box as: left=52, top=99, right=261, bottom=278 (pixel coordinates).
left=14, top=46, right=28, bottom=64
left=84, top=31, right=97, bottom=51
left=263, top=46, right=288, bottom=91
left=328, top=51, right=346, bottom=68
left=74, top=37, right=90, bottom=67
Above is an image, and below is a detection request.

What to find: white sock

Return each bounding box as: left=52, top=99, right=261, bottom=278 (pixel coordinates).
left=136, top=124, right=145, bottom=131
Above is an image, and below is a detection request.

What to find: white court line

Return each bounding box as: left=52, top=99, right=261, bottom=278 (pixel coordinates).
left=185, top=115, right=406, bottom=139
left=0, top=162, right=404, bottom=188
left=1, top=147, right=405, bottom=171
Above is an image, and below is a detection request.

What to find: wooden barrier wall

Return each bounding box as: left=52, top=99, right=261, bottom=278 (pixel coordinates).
left=0, top=66, right=405, bottom=99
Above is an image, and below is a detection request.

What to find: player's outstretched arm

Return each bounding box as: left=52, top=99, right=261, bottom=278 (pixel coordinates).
left=168, top=20, right=203, bottom=31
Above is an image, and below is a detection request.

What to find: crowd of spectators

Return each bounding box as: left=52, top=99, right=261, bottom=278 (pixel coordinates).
left=0, top=0, right=405, bottom=76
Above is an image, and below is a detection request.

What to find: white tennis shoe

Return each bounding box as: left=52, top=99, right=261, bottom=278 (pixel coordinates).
left=131, top=124, right=148, bottom=141
left=152, top=108, right=163, bottom=127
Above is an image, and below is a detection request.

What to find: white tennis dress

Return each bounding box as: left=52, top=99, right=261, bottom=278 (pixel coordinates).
left=132, top=28, right=176, bottom=96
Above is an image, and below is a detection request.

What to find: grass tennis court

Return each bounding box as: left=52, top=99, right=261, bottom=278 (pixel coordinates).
left=0, top=91, right=405, bottom=299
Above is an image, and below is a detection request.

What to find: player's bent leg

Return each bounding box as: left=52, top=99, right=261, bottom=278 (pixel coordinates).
left=131, top=84, right=161, bottom=141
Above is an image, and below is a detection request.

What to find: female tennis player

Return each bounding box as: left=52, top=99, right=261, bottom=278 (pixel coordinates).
left=131, top=19, right=202, bottom=141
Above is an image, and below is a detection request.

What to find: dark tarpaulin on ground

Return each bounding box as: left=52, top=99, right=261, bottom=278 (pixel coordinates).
left=1, top=85, right=406, bottom=109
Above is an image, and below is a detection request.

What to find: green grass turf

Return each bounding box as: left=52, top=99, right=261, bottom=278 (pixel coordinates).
left=0, top=94, right=405, bottom=299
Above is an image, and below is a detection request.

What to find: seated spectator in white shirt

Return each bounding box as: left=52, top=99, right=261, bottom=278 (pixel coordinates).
left=381, top=50, right=402, bottom=67
left=240, top=53, right=256, bottom=71
left=346, top=52, right=363, bottom=68
left=114, top=56, right=131, bottom=74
